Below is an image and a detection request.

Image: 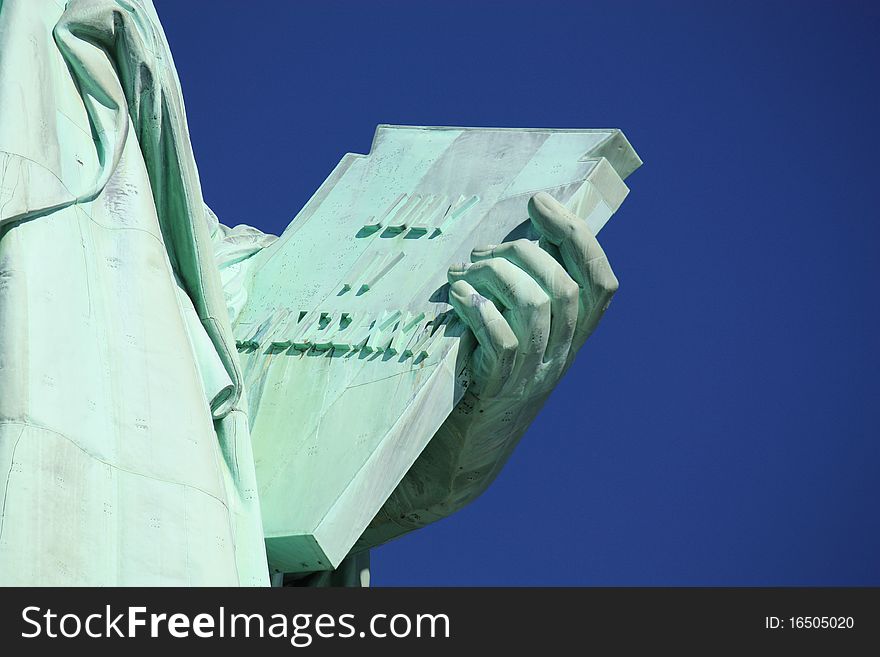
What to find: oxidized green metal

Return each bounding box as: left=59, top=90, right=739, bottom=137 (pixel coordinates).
left=0, top=0, right=640, bottom=586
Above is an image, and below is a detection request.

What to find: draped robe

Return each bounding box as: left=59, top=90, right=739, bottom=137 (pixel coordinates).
left=0, top=0, right=269, bottom=585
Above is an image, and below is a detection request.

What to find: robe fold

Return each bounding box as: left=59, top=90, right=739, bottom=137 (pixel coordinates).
left=0, top=0, right=268, bottom=585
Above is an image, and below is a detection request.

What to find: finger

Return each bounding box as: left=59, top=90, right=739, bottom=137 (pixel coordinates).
left=448, top=279, right=518, bottom=398
left=538, top=235, right=563, bottom=265
left=448, top=258, right=550, bottom=389
left=528, top=192, right=619, bottom=345
left=471, top=239, right=578, bottom=367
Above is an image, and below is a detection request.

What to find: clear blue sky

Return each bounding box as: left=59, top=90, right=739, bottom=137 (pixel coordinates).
left=154, top=0, right=880, bottom=585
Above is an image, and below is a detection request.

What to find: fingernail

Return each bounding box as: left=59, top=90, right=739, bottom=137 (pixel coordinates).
left=448, top=284, right=465, bottom=302
left=472, top=244, right=497, bottom=256
left=449, top=262, right=471, bottom=273
left=530, top=192, right=555, bottom=214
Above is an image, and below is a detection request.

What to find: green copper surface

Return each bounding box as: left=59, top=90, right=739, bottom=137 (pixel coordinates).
left=0, top=0, right=640, bottom=585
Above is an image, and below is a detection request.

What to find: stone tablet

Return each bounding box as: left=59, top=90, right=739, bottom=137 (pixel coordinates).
left=234, top=125, right=642, bottom=573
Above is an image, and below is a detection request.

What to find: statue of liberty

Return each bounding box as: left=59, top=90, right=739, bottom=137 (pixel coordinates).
left=0, top=0, right=635, bottom=586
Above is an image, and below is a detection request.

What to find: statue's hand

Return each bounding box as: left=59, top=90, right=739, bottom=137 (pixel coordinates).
left=358, top=192, right=620, bottom=547
left=447, top=192, right=618, bottom=402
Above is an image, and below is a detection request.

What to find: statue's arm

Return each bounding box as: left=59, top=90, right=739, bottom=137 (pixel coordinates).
left=355, top=388, right=548, bottom=549
left=356, top=193, right=620, bottom=550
